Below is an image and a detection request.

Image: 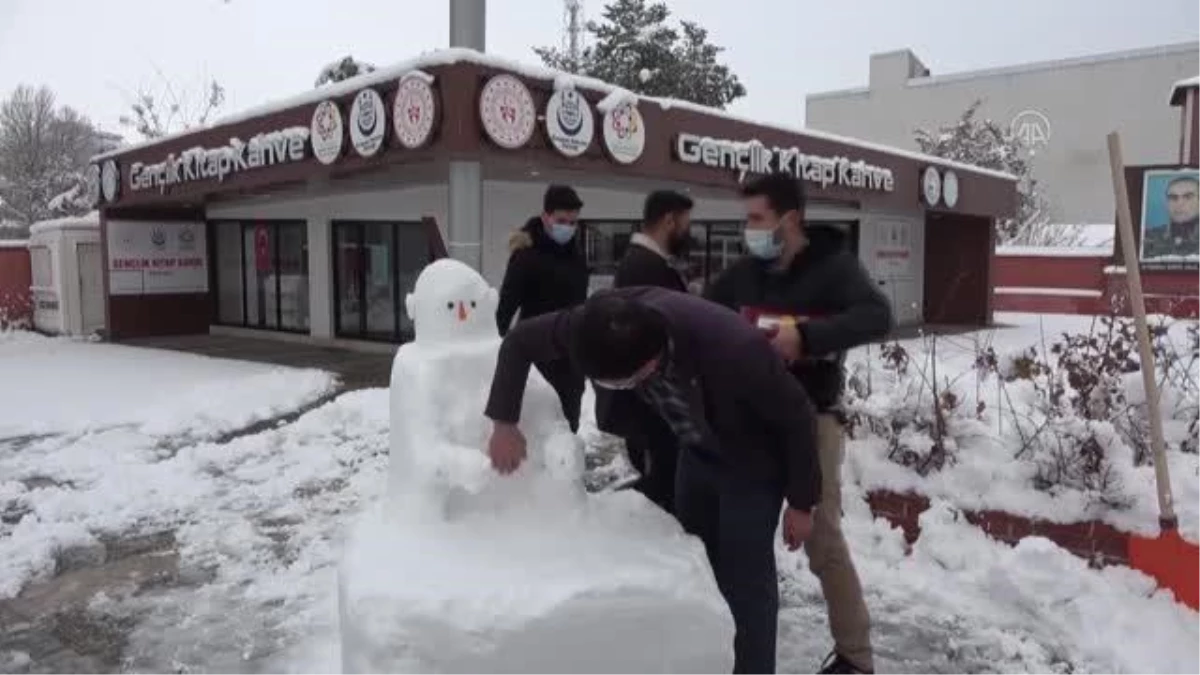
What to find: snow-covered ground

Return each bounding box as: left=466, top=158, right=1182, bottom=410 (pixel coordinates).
left=0, top=319, right=1196, bottom=673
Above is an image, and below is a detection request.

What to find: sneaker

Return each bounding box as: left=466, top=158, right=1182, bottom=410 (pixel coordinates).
left=818, top=652, right=873, bottom=674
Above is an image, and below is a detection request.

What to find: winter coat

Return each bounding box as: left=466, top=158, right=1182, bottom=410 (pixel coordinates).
left=704, top=225, right=894, bottom=411
left=495, top=217, right=590, bottom=336
left=613, top=238, right=688, bottom=293
left=484, top=287, right=822, bottom=511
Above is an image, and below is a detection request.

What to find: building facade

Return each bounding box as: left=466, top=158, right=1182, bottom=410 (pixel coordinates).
left=806, top=42, right=1199, bottom=225
left=85, top=50, right=1015, bottom=348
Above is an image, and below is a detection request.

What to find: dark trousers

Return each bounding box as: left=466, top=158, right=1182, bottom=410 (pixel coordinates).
left=536, top=358, right=584, bottom=432
left=675, top=450, right=783, bottom=674
left=627, top=432, right=679, bottom=514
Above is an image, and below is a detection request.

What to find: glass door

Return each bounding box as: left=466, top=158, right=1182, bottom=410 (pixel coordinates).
left=333, top=220, right=430, bottom=342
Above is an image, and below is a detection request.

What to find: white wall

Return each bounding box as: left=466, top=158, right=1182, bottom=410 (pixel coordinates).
left=807, top=43, right=1199, bottom=224
left=27, top=225, right=102, bottom=336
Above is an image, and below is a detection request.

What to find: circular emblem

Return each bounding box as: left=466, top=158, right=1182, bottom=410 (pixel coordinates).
left=545, top=87, right=594, bottom=158
left=921, top=166, right=942, bottom=207
left=310, top=100, right=344, bottom=165
left=84, top=164, right=101, bottom=207
left=101, top=159, right=120, bottom=203
left=479, top=74, right=536, bottom=150
left=178, top=225, right=196, bottom=251
left=1009, top=109, right=1051, bottom=150
left=349, top=88, right=386, bottom=158
left=942, top=170, right=959, bottom=209
left=150, top=227, right=166, bottom=250
left=392, top=74, right=437, bottom=149
left=602, top=100, right=646, bottom=165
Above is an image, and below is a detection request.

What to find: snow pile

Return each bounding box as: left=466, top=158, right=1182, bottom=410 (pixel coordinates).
left=842, top=312, right=1200, bottom=541
left=338, top=259, right=733, bottom=673
left=0, top=331, right=336, bottom=439
left=27, top=211, right=99, bottom=236
left=0, top=239, right=27, bottom=249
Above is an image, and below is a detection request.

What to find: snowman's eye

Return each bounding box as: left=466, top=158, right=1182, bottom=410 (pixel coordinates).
left=470, top=301, right=477, bottom=308
left=446, top=302, right=454, bottom=310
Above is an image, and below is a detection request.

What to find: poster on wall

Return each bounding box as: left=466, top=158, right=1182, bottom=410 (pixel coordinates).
left=107, top=220, right=209, bottom=295
left=1139, top=168, right=1199, bottom=262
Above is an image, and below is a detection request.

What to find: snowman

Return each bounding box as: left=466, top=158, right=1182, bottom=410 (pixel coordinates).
left=386, top=258, right=583, bottom=519
left=338, top=259, right=735, bottom=674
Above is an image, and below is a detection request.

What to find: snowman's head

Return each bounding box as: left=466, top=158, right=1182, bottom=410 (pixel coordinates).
left=406, top=259, right=499, bottom=345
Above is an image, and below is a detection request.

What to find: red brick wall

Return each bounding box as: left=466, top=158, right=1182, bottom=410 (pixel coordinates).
left=0, top=246, right=32, bottom=326
left=993, top=253, right=1108, bottom=290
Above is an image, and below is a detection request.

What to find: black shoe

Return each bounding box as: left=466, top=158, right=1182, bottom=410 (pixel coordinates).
left=818, top=652, right=873, bottom=674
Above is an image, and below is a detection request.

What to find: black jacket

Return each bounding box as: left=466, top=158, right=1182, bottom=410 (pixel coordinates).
left=613, top=240, right=688, bottom=292
left=496, top=217, right=590, bottom=336
left=705, top=226, right=894, bottom=410
left=484, top=287, right=822, bottom=510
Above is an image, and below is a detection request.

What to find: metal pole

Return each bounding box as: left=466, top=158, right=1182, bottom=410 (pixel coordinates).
left=449, top=0, right=486, bottom=51
left=1106, top=131, right=1178, bottom=531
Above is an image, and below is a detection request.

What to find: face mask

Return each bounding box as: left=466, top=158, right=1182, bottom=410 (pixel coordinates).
left=548, top=222, right=577, bottom=245
left=743, top=227, right=783, bottom=260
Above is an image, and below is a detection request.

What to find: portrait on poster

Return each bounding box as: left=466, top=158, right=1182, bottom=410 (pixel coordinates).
left=1139, top=169, right=1199, bottom=261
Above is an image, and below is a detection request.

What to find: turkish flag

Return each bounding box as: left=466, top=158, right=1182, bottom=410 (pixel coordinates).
left=254, top=224, right=271, bottom=272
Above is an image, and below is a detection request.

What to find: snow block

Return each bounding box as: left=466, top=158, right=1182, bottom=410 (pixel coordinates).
left=338, top=493, right=735, bottom=674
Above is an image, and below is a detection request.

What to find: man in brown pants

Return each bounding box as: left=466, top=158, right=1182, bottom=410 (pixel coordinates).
left=706, top=171, right=894, bottom=674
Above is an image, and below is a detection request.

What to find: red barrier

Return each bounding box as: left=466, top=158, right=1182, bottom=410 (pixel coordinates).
left=0, top=244, right=31, bottom=326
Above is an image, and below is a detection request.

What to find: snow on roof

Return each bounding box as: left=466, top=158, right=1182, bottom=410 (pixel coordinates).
left=92, top=49, right=1017, bottom=183
left=0, top=239, right=28, bottom=249
left=28, top=211, right=100, bottom=236
left=1169, top=74, right=1199, bottom=105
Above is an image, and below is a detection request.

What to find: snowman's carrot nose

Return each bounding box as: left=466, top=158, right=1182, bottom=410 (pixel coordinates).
left=457, top=301, right=468, bottom=321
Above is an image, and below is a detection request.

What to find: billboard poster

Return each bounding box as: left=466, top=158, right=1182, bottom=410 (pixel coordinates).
left=1139, top=168, right=1199, bottom=262
left=107, top=220, right=208, bottom=295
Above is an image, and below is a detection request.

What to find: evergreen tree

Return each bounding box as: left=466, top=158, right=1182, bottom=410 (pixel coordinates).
left=535, top=0, right=746, bottom=109
left=914, top=100, right=1080, bottom=246
left=314, top=56, right=377, bottom=87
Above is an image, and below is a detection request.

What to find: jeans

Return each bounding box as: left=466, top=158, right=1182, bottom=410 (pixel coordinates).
left=674, top=449, right=783, bottom=674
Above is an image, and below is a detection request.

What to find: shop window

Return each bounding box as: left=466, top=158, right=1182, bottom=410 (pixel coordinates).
left=333, top=220, right=431, bottom=342
left=209, top=220, right=308, bottom=333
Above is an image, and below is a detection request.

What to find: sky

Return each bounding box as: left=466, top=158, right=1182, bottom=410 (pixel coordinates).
left=0, top=0, right=1196, bottom=139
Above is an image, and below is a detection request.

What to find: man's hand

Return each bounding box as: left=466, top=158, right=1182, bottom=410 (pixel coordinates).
left=768, top=322, right=804, bottom=365
left=488, top=422, right=527, bottom=474
left=781, top=506, right=814, bottom=551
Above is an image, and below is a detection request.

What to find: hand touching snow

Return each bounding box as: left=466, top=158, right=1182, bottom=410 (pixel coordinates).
left=488, top=422, right=527, bottom=474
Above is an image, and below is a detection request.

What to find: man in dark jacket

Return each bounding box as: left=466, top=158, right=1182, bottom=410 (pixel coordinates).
left=706, top=172, right=893, bottom=675
left=484, top=287, right=821, bottom=674
left=607, top=189, right=695, bottom=512
left=495, top=184, right=590, bottom=431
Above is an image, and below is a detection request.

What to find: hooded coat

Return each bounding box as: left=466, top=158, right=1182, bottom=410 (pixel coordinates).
left=495, top=217, right=590, bottom=336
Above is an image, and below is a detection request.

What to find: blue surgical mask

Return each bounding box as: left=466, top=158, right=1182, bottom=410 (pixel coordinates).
left=743, top=227, right=782, bottom=260
left=548, top=222, right=577, bottom=245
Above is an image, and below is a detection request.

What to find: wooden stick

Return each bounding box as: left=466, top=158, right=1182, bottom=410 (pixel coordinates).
left=1106, top=131, right=1178, bottom=530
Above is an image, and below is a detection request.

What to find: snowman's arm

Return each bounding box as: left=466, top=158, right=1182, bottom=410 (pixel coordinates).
left=484, top=308, right=578, bottom=425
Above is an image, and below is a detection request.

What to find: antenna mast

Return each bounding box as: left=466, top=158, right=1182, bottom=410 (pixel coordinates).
left=564, top=0, right=584, bottom=69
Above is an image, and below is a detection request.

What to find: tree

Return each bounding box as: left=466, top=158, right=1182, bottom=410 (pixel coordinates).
left=914, top=100, right=1082, bottom=247
left=119, top=72, right=225, bottom=141
left=314, top=55, right=377, bottom=87
left=535, top=0, right=746, bottom=109
left=0, top=85, right=98, bottom=231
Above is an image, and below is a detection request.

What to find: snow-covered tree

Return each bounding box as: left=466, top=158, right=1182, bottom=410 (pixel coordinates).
left=0, top=85, right=98, bottom=231
left=535, top=0, right=746, bottom=109
left=119, top=73, right=225, bottom=141
left=914, top=100, right=1081, bottom=247
left=314, top=56, right=377, bottom=87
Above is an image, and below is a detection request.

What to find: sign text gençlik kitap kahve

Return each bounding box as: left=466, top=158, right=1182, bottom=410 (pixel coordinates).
left=675, top=133, right=895, bottom=192
left=129, top=127, right=311, bottom=193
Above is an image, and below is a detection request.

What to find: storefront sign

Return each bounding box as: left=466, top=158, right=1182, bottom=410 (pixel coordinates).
left=602, top=100, right=645, bottom=164
left=480, top=74, right=536, bottom=150
left=311, top=100, right=344, bottom=165
left=101, top=159, right=120, bottom=202
left=393, top=73, right=437, bottom=150
left=545, top=87, right=594, bottom=158
left=107, top=219, right=208, bottom=295
left=349, top=88, right=386, bottom=158
left=674, top=133, right=895, bottom=192
left=84, top=164, right=101, bottom=207
left=129, top=127, right=310, bottom=193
